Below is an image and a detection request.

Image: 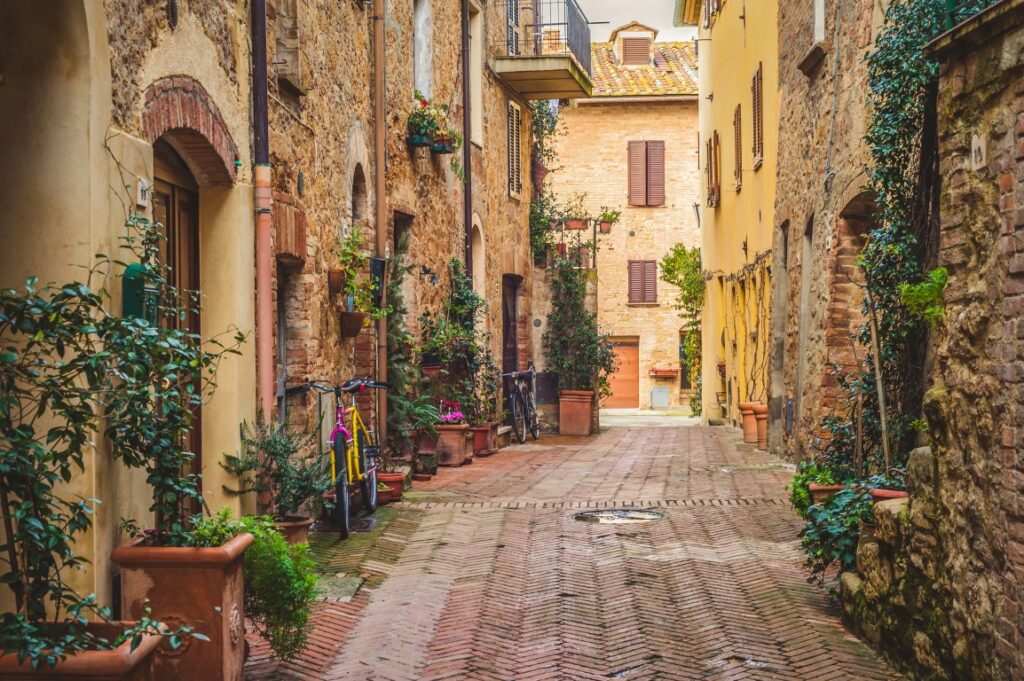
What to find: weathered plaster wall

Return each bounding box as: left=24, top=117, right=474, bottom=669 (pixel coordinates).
left=840, top=4, right=1024, bottom=678
left=547, top=99, right=701, bottom=409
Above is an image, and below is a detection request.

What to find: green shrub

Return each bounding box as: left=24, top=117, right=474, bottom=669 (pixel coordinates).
left=787, top=462, right=838, bottom=519
left=191, top=510, right=318, bottom=660
left=800, top=485, right=874, bottom=593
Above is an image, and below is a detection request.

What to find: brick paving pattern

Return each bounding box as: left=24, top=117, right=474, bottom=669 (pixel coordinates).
left=246, top=424, right=900, bottom=680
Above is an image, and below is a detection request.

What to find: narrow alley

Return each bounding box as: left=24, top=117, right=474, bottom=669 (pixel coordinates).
left=247, top=421, right=898, bottom=680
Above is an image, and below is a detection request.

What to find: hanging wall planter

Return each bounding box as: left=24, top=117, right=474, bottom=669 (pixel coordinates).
left=431, top=132, right=456, bottom=154
left=327, top=269, right=344, bottom=296
left=407, top=125, right=433, bottom=148
left=599, top=221, right=614, bottom=234
left=564, top=218, right=588, bottom=231
left=340, top=310, right=367, bottom=338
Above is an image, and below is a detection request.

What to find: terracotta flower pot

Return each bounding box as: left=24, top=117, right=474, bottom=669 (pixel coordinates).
left=378, top=471, right=406, bottom=503
left=339, top=311, right=367, bottom=338
left=416, top=451, right=438, bottom=475
left=808, top=483, right=844, bottom=505
left=436, top=424, right=471, bottom=466
left=738, top=401, right=758, bottom=443
left=275, top=515, right=315, bottom=544
left=327, top=269, right=344, bottom=296
left=471, top=423, right=498, bottom=457
left=0, top=622, right=162, bottom=680
left=598, top=221, right=613, bottom=234
left=753, top=403, right=768, bottom=450
left=531, top=156, right=549, bottom=189
left=564, top=218, right=588, bottom=230
left=111, top=532, right=254, bottom=681
left=416, top=429, right=439, bottom=454
left=559, top=390, right=594, bottom=436
left=869, top=488, right=909, bottom=504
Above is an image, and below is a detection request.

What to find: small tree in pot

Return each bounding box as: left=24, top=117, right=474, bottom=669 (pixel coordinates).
left=543, top=256, right=617, bottom=436
left=220, top=416, right=330, bottom=544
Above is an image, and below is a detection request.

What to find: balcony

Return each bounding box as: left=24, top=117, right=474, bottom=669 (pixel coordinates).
left=491, top=0, right=594, bottom=100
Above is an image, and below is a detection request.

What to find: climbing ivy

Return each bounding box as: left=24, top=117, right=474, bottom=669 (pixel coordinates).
left=660, top=245, right=703, bottom=415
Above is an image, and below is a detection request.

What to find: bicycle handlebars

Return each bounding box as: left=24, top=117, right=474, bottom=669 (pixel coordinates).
left=307, top=378, right=389, bottom=394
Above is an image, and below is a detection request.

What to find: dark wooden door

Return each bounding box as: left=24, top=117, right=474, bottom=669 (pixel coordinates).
left=153, top=142, right=202, bottom=485
left=501, top=275, right=520, bottom=373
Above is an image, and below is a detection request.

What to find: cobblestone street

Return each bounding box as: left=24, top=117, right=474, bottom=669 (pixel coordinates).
left=247, top=422, right=899, bottom=680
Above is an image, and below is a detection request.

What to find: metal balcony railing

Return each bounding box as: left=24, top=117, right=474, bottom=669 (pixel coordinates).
left=494, top=0, right=593, bottom=78
left=944, top=0, right=999, bottom=29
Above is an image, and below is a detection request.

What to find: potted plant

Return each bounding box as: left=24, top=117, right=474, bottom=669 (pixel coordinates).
left=331, top=221, right=388, bottom=338
left=543, top=257, right=617, bottom=436
left=0, top=248, right=198, bottom=678
left=407, top=90, right=439, bottom=147
left=467, top=336, right=501, bottom=457
left=104, top=216, right=252, bottom=681
left=436, top=401, right=472, bottom=466
left=220, top=416, right=331, bottom=544
left=867, top=470, right=909, bottom=504
left=564, top=215, right=589, bottom=231
left=375, top=447, right=408, bottom=504
left=788, top=462, right=842, bottom=519
left=188, top=511, right=318, bottom=662
left=597, top=207, right=621, bottom=234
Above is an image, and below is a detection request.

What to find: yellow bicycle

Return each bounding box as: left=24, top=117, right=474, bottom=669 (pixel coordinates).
left=312, top=378, right=387, bottom=539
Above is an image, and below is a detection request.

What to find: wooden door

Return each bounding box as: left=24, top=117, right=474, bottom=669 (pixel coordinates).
left=605, top=340, right=640, bottom=408
left=153, top=141, right=202, bottom=485
left=502, top=275, right=521, bottom=373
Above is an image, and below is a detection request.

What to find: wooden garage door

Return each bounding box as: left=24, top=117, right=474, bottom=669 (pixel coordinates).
left=604, top=340, right=640, bottom=408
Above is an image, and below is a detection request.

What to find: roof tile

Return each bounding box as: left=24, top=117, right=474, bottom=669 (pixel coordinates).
left=589, top=41, right=698, bottom=98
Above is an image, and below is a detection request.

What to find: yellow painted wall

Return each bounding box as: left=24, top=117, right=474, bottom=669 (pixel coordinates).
left=692, top=1, right=779, bottom=423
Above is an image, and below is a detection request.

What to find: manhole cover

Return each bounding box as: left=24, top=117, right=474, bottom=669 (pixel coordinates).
left=350, top=516, right=381, bottom=533
left=573, top=509, right=663, bottom=524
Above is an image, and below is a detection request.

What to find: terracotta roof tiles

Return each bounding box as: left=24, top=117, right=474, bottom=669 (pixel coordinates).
left=588, top=41, right=698, bottom=98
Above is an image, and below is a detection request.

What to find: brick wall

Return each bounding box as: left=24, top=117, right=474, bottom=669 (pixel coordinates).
left=546, top=99, right=701, bottom=409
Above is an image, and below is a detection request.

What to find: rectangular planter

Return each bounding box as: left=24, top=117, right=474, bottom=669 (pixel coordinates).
left=559, top=390, right=595, bottom=436
left=0, top=622, right=162, bottom=680
left=470, top=423, right=498, bottom=457
left=110, top=532, right=253, bottom=681
left=436, top=424, right=471, bottom=466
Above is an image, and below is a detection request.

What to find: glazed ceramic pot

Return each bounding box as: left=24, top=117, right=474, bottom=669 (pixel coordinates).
left=559, top=390, right=594, bottom=436
left=738, top=401, right=758, bottom=443
left=274, top=516, right=315, bottom=544
left=111, top=532, right=253, bottom=681
left=0, top=622, right=162, bottom=680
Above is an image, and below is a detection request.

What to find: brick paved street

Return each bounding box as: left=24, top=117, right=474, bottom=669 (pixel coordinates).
left=247, top=423, right=900, bottom=680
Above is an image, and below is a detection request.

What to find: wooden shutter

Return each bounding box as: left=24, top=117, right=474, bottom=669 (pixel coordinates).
left=622, top=37, right=651, bottom=66
left=646, top=140, right=665, bottom=206
left=628, top=261, right=643, bottom=303
left=643, top=261, right=657, bottom=303
left=752, top=63, right=764, bottom=167
left=733, top=105, right=742, bottom=190
left=628, top=141, right=647, bottom=207
left=707, top=131, right=721, bottom=207
left=506, top=0, right=520, bottom=55
left=507, top=102, right=522, bottom=197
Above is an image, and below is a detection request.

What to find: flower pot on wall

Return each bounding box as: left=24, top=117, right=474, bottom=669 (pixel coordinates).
left=110, top=533, right=254, bottom=681
left=531, top=156, right=549, bottom=189
left=559, top=390, right=594, bottom=436
left=738, top=402, right=758, bottom=443
left=431, top=133, right=455, bottom=154
left=753, top=403, right=768, bottom=450
left=564, top=218, right=588, bottom=231
left=327, top=269, right=344, bottom=296
left=0, top=622, right=162, bottom=680
left=599, top=221, right=613, bottom=234
left=340, top=311, right=367, bottom=338
left=436, top=424, right=471, bottom=466
left=471, top=423, right=498, bottom=457
left=275, top=515, right=315, bottom=544
left=407, top=129, right=432, bottom=148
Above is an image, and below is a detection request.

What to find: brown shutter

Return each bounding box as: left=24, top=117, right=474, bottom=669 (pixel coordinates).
left=752, top=63, right=764, bottom=166
left=628, top=261, right=643, bottom=303
left=643, top=261, right=657, bottom=303
left=507, top=103, right=515, bottom=195
left=508, top=102, right=522, bottom=196
left=513, top=104, right=522, bottom=195
left=628, top=141, right=647, bottom=207
left=646, top=140, right=665, bottom=207
left=733, top=105, right=742, bottom=190
left=622, top=37, right=651, bottom=66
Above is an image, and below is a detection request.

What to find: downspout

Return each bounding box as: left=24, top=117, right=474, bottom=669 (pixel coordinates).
left=462, top=0, right=473, bottom=279
left=373, top=0, right=388, bottom=444
left=252, top=0, right=274, bottom=419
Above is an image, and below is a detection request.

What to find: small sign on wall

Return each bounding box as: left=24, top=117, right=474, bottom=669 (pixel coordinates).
left=136, top=178, right=151, bottom=209
left=970, top=133, right=986, bottom=171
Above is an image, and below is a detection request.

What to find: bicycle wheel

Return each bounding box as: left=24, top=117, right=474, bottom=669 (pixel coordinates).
left=358, top=429, right=378, bottom=514
left=511, top=393, right=527, bottom=444
left=333, top=432, right=351, bottom=539
left=526, top=392, right=541, bottom=440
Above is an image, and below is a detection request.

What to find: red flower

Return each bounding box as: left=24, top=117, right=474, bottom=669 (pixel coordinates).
left=421, top=99, right=429, bottom=107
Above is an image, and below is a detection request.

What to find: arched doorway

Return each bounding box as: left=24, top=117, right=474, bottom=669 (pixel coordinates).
left=352, top=164, right=368, bottom=222
left=471, top=221, right=485, bottom=294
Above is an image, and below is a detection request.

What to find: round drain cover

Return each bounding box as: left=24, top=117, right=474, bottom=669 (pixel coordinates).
left=572, top=509, right=663, bottom=524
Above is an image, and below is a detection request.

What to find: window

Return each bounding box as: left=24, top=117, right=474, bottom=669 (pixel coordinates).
left=814, top=0, right=826, bottom=43
left=505, top=0, right=520, bottom=55
left=627, top=140, right=665, bottom=207
left=752, top=63, right=764, bottom=169
left=733, top=105, right=742, bottom=190
left=507, top=101, right=522, bottom=197
left=628, top=261, right=657, bottom=304
left=275, top=0, right=301, bottom=91
left=621, top=37, right=651, bottom=66
left=706, top=131, right=721, bottom=207
left=703, top=0, right=723, bottom=28
left=414, top=0, right=432, bottom=97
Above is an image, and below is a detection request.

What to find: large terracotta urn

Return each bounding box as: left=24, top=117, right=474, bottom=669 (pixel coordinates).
left=436, top=424, right=471, bottom=466
left=275, top=515, right=315, bottom=544
left=753, top=403, right=769, bottom=450
left=111, top=532, right=254, bottom=681
left=559, top=390, right=594, bottom=436
left=738, top=401, right=758, bottom=443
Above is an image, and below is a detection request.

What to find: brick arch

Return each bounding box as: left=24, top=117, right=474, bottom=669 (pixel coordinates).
left=142, top=76, right=239, bottom=187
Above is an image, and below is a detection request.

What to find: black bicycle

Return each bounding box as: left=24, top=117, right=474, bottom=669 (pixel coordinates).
left=502, top=363, right=540, bottom=444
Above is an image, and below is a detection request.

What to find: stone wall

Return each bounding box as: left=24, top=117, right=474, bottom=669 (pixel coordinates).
left=546, top=99, right=701, bottom=410
left=770, top=0, right=884, bottom=457
left=840, top=3, right=1024, bottom=678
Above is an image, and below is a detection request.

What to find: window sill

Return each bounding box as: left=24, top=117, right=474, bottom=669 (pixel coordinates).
left=627, top=302, right=660, bottom=307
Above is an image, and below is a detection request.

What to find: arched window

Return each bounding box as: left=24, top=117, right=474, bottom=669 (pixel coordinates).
left=414, top=0, right=432, bottom=97
left=351, top=164, right=367, bottom=222
left=471, top=222, right=485, bottom=294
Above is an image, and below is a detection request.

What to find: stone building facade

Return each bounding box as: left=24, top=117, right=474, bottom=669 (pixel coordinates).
left=545, top=24, right=700, bottom=410
left=839, top=2, right=1024, bottom=678
left=769, top=0, right=888, bottom=456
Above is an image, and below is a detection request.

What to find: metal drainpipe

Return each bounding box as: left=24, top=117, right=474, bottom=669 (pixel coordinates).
left=252, top=0, right=274, bottom=419
left=373, top=0, right=389, bottom=444
left=462, top=0, right=473, bottom=280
